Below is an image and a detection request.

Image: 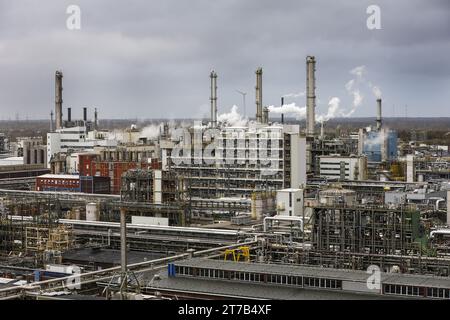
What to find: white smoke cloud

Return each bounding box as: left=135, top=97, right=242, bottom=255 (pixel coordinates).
left=350, top=65, right=366, bottom=79
left=345, top=79, right=354, bottom=91
left=317, top=97, right=341, bottom=122
left=217, top=105, right=248, bottom=127
left=370, top=84, right=382, bottom=99
left=107, top=129, right=128, bottom=142
left=140, top=123, right=164, bottom=139
left=282, top=91, right=305, bottom=98
left=343, top=65, right=381, bottom=117
left=268, top=103, right=307, bottom=119
left=355, top=91, right=363, bottom=106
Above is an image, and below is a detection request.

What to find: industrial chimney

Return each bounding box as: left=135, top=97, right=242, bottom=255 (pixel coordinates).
left=83, top=107, right=87, bottom=122
left=210, top=71, right=218, bottom=128
left=55, top=71, right=63, bottom=130
left=306, top=56, right=316, bottom=136
left=67, top=107, right=72, bottom=123
left=50, top=110, right=54, bottom=132
left=376, top=98, right=382, bottom=131
left=255, top=68, right=263, bottom=123
left=94, top=108, right=98, bottom=130
left=281, top=97, right=285, bottom=124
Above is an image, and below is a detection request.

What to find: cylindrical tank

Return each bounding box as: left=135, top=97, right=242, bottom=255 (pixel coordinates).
left=74, top=208, right=81, bottom=220
left=86, top=203, right=99, bottom=221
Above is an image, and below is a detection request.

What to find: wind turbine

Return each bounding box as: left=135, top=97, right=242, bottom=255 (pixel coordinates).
left=236, top=90, right=247, bottom=118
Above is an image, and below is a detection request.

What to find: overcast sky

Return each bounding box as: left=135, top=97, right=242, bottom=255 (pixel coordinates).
left=0, top=0, right=449, bottom=120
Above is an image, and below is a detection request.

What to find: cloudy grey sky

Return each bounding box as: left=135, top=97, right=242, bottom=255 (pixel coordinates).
left=0, top=0, right=449, bottom=120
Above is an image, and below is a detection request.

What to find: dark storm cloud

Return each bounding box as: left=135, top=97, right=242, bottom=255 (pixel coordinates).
left=0, top=0, right=449, bottom=120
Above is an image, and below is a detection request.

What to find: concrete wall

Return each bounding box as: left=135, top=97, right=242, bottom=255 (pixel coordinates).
left=276, top=189, right=304, bottom=216
left=406, top=155, right=415, bottom=183
left=290, top=134, right=307, bottom=188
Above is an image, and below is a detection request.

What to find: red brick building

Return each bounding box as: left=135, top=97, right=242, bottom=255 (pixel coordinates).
left=36, top=174, right=81, bottom=192
left=36, top=174, right=110, bottom=194
left=78, top=154, right=161, bottom=194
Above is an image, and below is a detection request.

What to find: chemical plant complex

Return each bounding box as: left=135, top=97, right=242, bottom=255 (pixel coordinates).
left=0, top=55, right=450, bottom=301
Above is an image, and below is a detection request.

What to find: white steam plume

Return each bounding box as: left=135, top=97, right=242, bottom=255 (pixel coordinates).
left=268, top=103, right=306, bottom=119
left=282, top=91, right=305, bottom=98
left=317, top=97, right=341, bottom=122
left=140, top=123, right=164, bottom=139
left=350, top=65, right=366, bottom=79
left=369, top=83, right=382, bottom=99
left=218, top=105, right=248, bottom=127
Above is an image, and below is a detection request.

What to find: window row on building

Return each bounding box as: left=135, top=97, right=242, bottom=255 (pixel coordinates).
left=174, top=265, right=343, bottom=290
left=383, top=284, right=450, bottom=299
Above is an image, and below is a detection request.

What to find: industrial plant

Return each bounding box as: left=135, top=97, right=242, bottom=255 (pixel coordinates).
left=0, top=52, right=449, bottom=302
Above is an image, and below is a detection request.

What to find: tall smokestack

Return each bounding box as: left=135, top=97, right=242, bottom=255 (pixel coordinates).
left=376, top=98, right=382, bottom=131
left=67, top=107, right=71, bottom=123
left=306, top=56, right=316, bottom=136
left=83, top=107, right=87, bottom=122
left=210, top=71, right=217, bottom=128
left=55, top=71, right=63, bottom=130
left=255, top=67, right=263, bottom=123
left=281, top=97, right=284, bottom=124
left=94, top=108, right=98, bottom=130
left=50, top=110, right=54, bottom=132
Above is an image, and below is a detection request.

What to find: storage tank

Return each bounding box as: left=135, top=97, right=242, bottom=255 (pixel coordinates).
left=86, top=203, right=99, bottom=221
left=74, top=208, right=81, bottom=220
left=319, top=187, right=357, bottom=206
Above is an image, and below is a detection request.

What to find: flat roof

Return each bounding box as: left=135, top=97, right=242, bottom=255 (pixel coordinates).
left=62, top=248, right=165, bottom=265
left=174, top=258, right=450, bottom=288
left=278, top=188, right=303, bottom=192
left=37, top=174, right=80, bottom=179
left=151, top=274, right=387, bottom=300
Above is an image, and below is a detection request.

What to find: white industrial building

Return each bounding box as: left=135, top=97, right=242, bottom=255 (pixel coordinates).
left=167, top=124, right=307, bottom=198
left=319, top=155, right=368, bottom=181
left=47, top=126, right=117, bottom=168
left=276, top=188, right=304, bottom=216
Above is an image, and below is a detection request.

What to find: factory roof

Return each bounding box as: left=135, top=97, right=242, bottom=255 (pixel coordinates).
left=62, top=248, right=165, bottom=266
left=319, top=188, right=356, bottom=195
left=174, top=258, right=450, bottom=288
left=277, top=188, right=303, bottom=192
left=37, top=174, right=80, bottom=180
left=0, top=157, right=23, bottom=166
left=151, top=274, right=387, bottom=300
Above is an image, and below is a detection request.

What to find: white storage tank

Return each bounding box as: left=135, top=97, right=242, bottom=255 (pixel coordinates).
left=74, top=208, right=81, bottom=220
left=86, top=203, right=99, bottom=221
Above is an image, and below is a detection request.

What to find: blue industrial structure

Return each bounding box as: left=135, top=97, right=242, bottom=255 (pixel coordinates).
left=362, top=129, right=398, bottom=162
